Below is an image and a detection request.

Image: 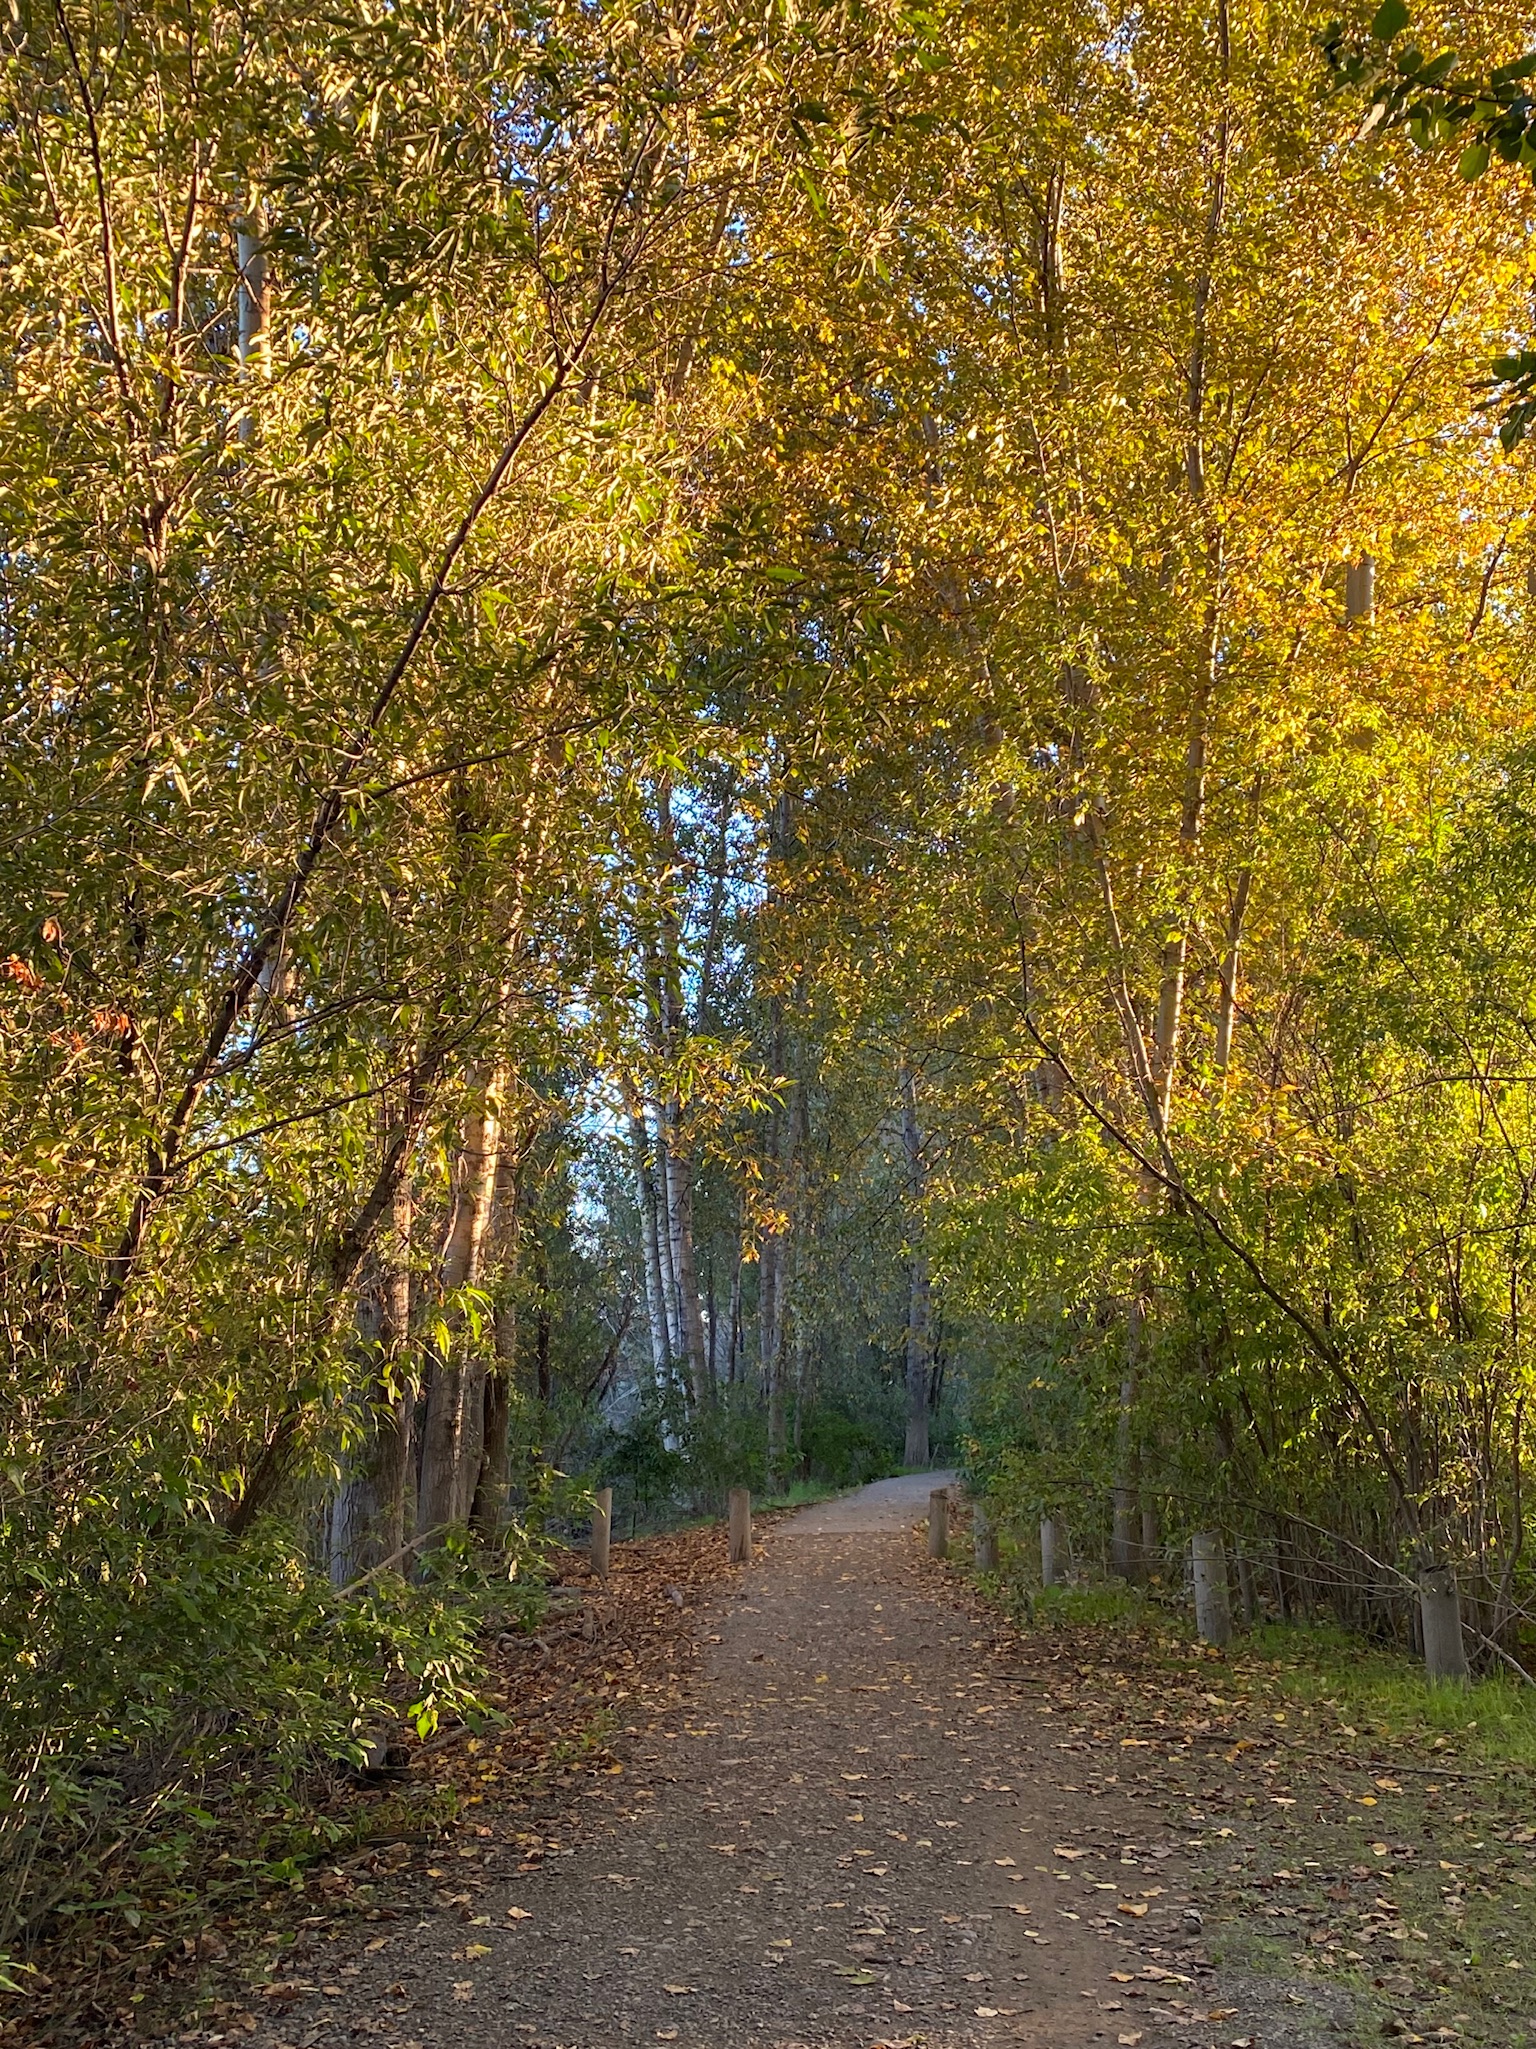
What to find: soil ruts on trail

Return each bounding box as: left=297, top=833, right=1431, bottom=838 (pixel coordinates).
left=243, top=1475, right=1311, bottom=2049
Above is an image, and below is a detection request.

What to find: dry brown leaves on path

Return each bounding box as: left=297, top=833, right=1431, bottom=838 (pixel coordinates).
left=12, top=1519, right=751, bottom=2049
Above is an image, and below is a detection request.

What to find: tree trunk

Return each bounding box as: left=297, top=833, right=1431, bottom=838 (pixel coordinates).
left=328, top=1112, right=415, bottom=1584
left=471, top=1145, right=522, bottom=1543
left=651, top=1113, right=685, bottom=1367
left=628, top=1104, right=671, bottom=1395
left=728, top=1248, right=743, bottom=1384
left=418, top=1069, right=505, bottom=1544
left=661, top=1114, right=708, bottom=1403
left=901, top=1064, right=931, bottom=1469
left=1214, top=865, right=1253, bottom=1078
left=1110, top=1314, right=1143, bottom=1582
left=791, top=1305, right=810, bottom=1466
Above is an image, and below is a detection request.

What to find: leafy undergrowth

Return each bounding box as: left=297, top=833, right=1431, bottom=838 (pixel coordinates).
left=979, top=1568, right=1536, bottom=2049
left=6, top=1517, right=752, bottom=2047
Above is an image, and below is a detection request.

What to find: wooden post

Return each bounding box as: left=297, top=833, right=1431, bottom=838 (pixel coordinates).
left=1191, top=1531, right=1232, bottom=1647
left=590, top=1486, right=612, bottom=1578
left=1040, top=1516, right=1063, bottom=1587
left=973, top=1502, right=998, bottom=1572
left=1419, top=1566, right=1470, bottom=1682
left=728, top=1486, right=752, bottom=1565
left=927, top=1488, right=949, bottom=1560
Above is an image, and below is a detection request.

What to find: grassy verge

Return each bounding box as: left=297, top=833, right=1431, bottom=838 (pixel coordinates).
left=969, top=1558, right=1536, bottom=2048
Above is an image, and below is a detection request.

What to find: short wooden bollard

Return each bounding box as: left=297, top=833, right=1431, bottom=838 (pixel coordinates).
left=928, top=1487, right=949, bottom=1560
left=728, top=1486, right=753, bottom=1565
left=1040, top=1515, right=1063, bottom=1587
left=589, top=1486, right=612, bottom=1578
left=1191, top=1530, right=1232, bottom=1647
left=973, top=1503, right=999, bottom=1572
left=1419, top=1565, right=1470, bottom=1683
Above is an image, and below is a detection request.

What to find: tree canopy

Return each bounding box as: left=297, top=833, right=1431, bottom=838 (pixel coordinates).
left=4, top=0, right=1536, bottom=1992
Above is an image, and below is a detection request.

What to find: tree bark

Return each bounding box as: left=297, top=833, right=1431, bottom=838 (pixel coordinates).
left=418, top=1067, right=505, bottom=1543
left=901, top=1064, right=932, bottom=1470
left=727, top=1247, right=743, bottom=1384
left=627, top=1102, right=671, bottom=1395
left=1214, top=865, right=1253, bottom=1078
left=328, top=1105, right=415, bottom=1585
left=471, top=1141, right=523, bottom=1543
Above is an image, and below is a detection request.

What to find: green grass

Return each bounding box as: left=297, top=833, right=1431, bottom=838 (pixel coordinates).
left=1027, top=1581, right=1154, bottom=1628
left=1235, top=1619, right=1536, bottom=1773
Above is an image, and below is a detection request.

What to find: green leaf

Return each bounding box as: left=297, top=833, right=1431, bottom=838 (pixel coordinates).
left=1369, top=0, right=1410, bottom=40
left=1458, top=141, right=1491, bottom=180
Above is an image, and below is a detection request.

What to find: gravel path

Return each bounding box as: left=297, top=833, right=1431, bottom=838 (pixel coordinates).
left=262, top=1477, right=1252, bottom=2049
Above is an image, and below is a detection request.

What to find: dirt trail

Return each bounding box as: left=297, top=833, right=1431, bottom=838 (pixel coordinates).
left=258, top=1477, right=1316, bottom=2049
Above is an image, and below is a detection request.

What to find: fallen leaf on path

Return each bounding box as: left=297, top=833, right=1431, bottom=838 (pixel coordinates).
left=452, top=1982, right=473, bottom=2002
left=975, top=2007, right=999, bottom=2017
left=1116, top=1902, right=1148, bottom=1918
left=506, top=1906, right=533, bottom=1920
left=1117, top=2034, right=1143, bottom=2046
left=662, top=1984, right=696, bottom=1995
left=464, top=1943, right=492, bottom=1958
left=1053, top=1846, right=1086, bottom=1859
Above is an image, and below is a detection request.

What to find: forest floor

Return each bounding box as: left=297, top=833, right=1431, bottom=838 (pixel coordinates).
left=40, top=1476, right=1536, bottom=2049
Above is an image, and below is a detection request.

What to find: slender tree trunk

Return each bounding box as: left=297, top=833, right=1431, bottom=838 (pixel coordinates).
left=901, top=1064, right=932, bottom=1469
left=1111, top=1303, right=1144, bottom=1582
left=651, top=1112, right=685, bottom=1366
left=471, top=1144, right=522, bottom=1542
left=1214, top=865, right=1253, bottom=1078
left=661, top=1120, right=708, bottom=1403
left=534, top=1225, right=552, bottom=1405
left=705, top=1242, right=719, bottom=1385
left=791, top=1310, right=810, bottom=1466
left=627, top=1104, right=671, bottom=1394
left=652, top=779, right=711, bottom=1406
left=418, top=1067, right=505, bottom=1543
left=328, top=1107, right=415, bottom=1583
left=728, top=1247, right=743, bottom=1385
